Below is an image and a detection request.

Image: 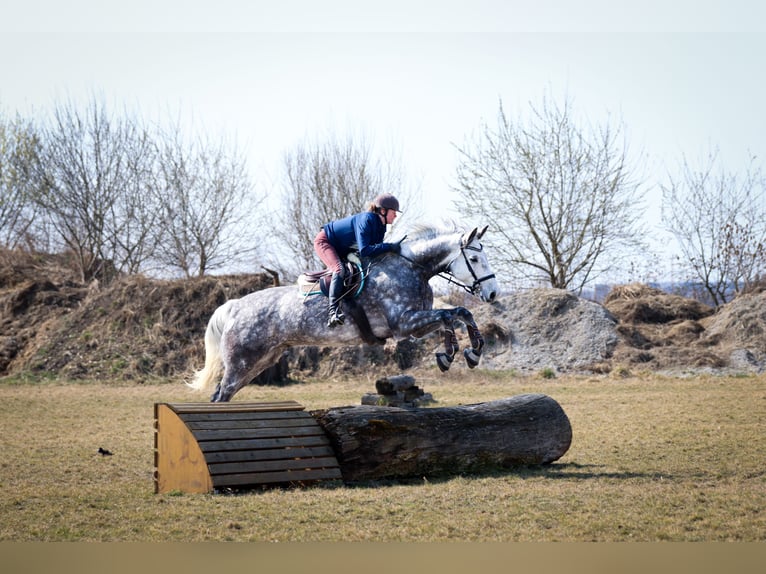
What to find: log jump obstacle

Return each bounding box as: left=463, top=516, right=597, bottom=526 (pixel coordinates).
left=315, top=393, right=572, bottom=482
left=153, top=400, right=341, bottom=494
left=154, top=393, right=572, bottom=492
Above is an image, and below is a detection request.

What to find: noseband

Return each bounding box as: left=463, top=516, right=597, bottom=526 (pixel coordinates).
left=394, top=239, right=495, bottom=296
left=457, top=243, right=496, bottom=295
left=430, top=243, right=495, bottom=296
left=445, top=243, right=496, bottom=296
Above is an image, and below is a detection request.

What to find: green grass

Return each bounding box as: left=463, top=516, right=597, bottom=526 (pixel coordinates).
left=0, top=369, right=764, bottom=541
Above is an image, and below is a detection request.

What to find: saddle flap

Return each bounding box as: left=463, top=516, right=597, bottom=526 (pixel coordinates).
left=301, top=268, right=332, bottom=282
left=297, top=260, right=364, bottom=298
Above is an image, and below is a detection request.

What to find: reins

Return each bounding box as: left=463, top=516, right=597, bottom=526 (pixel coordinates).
left=339, top=229, right=494, bottom=298
left=396, top=242, right=495, bottom=297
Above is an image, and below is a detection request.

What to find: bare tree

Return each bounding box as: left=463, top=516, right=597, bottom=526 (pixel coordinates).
left=661, top=149, right=765, bottom=306
left=0, top=111, right=42, bottom=249
left=154, top=122, right=263, bottom=277
left=452, top=94, right=647, bottom=293
left=34, top=96, right=160, bottom=282
left=273, top=128, right=415, bottom=279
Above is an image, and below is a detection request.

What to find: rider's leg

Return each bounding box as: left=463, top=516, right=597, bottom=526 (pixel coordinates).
left=313, top=230, right=345, bottom=328
left=327, top=270, right=346, bottom=327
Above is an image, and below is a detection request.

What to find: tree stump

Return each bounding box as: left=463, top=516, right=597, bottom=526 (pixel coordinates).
left=361, top=374, right=435, bottom=408
left=312, top=393, right=572, bottom=482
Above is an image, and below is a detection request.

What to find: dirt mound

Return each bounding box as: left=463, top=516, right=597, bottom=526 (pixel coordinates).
left=468, top=289, right=619, bottom=373
left=462, top=283, right=764, bottom=375
left=603, top=283, right=764, bottom=373
left=604, top=283, right=714, bottom=323
left=2, top=249, right=765, bottom=382
left=701, top=290, right=766, bottom=367
left=0, top=248, right=83, bottom=289
left=0, top=252, right=276, bottom=379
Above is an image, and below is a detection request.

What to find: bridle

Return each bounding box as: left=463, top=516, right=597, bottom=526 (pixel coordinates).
left=440, top=242, right=496, bottom=296
left=397, top=240, right=495, bottom=296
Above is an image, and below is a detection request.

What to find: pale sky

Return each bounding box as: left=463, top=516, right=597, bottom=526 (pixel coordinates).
left=2, top=1, right=765, bottom=275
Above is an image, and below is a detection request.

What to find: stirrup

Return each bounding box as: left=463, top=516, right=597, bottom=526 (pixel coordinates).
left=327, top=310, right=345, bottom=328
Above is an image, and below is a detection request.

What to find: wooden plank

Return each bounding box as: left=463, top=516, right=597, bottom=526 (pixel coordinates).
left=167, top=401, right=303, bottom=414
left=193, top=425, right=325, bottom=442
left=197, top=434, right=332, bottom=453
left=184, top=417, right=316, bottom=431
left=211, top=467, right=343, bottom=487
left=203, top=445, right=336, bottom=464
left=209, top=456, right=340, bottom=476
left=180, top=411, right=311, bottom=423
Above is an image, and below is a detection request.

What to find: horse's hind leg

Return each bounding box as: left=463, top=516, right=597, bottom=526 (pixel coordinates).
left=211, top=354, right=252, bottom=402
left=212, top=347, right=285, bottom=402
left=393, top=308, right=469, bottom=372
left=212, top=369, right=243, bottom=402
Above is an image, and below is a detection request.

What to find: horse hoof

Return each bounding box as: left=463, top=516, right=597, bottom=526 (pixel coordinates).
left=464, top=348, right=481, bottom=369
left=435, top=352, right=453, bottom=372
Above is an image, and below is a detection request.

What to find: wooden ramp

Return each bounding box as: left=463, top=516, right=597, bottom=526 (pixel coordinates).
left=154, top=401, right=341, bottom=494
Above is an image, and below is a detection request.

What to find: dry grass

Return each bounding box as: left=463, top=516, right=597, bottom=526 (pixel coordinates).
left=1, top=368, right=764, bottom=541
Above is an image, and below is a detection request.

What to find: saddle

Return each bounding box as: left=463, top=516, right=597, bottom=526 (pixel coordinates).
left=296, top=254, right=385, bottom=345
left=297, top=253, right=365, bottom=299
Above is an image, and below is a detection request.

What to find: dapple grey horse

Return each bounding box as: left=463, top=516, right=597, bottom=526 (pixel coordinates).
left=189, top=222, right=499, bottom=402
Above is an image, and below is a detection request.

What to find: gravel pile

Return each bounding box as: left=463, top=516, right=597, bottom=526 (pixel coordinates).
left=468, top=289, right=620, bottom=374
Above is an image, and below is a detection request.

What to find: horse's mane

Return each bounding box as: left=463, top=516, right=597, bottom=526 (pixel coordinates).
left=388, top=220, right=467, bottom=243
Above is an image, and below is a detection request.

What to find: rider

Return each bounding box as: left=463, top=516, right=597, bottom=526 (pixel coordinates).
left=314, top=193, right=402, bottom=328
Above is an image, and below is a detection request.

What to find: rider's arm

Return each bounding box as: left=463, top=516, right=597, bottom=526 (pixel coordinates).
left=354, top=213, right=397, bottom=258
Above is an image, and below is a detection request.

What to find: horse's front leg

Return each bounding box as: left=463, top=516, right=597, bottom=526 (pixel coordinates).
left=441, top=307, right=486, bottom=369
left=463, top=323, right=485, bottom=368
left=392, top=308, right=459, bottom=371
left=435, top=327, right=460, bottom=372
left=393, top=308, right=480, bottom=372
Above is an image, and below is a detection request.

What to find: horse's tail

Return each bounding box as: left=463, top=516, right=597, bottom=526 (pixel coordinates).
left=187, top=301, right=232, bottom=392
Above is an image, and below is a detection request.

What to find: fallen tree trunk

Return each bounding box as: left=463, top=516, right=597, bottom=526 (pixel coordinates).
left=312, top=393, right=572, bottom=482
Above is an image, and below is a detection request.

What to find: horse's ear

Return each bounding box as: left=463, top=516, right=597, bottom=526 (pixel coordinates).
left=477, top=225, right=488, bottom=239
left=462, top=227, right=478, bottom=247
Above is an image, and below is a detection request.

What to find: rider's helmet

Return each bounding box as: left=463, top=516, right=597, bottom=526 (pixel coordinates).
left=373, top=193, right=401, bottom=213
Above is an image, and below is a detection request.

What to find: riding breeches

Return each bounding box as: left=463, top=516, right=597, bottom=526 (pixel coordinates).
left=313, top=229, right=344, bottom=275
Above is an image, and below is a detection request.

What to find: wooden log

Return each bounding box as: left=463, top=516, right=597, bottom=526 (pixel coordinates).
left=313, top=393, right=571, bottom=482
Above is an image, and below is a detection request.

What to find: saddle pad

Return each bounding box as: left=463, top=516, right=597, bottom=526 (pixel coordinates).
left=297, top=275, right=323, bottom=296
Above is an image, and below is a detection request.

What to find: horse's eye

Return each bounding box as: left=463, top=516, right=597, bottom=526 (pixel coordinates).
left=470, top=255, right=479, bottom=263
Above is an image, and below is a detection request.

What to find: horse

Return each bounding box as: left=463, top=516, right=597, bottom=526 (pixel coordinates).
left=188, top=221, right=499, bottom=402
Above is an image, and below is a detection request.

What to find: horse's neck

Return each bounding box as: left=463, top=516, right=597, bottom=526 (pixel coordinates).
left=409, top=236, right=459, bottom=276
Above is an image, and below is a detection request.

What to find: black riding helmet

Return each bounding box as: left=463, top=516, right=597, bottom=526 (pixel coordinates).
left=373, top=193, right=401, bottom=213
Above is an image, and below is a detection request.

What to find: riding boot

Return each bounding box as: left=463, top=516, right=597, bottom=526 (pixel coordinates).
left=327, top=272, right=346, bottom=328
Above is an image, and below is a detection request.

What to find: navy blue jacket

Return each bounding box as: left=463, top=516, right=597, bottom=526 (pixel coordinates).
left=323, top=212, right=394, bottom=259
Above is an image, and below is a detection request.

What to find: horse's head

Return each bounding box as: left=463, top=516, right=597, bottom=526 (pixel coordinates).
left=449, top=225, right=498, bottom=303
left=395, top=222, right=499, bottom=302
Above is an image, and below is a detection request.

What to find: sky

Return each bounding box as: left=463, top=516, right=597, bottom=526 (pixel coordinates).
left=2, top=0, right=765, bottom=276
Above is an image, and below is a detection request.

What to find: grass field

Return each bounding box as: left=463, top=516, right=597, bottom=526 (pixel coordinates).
left=1, top=368, right=764, bottom=542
